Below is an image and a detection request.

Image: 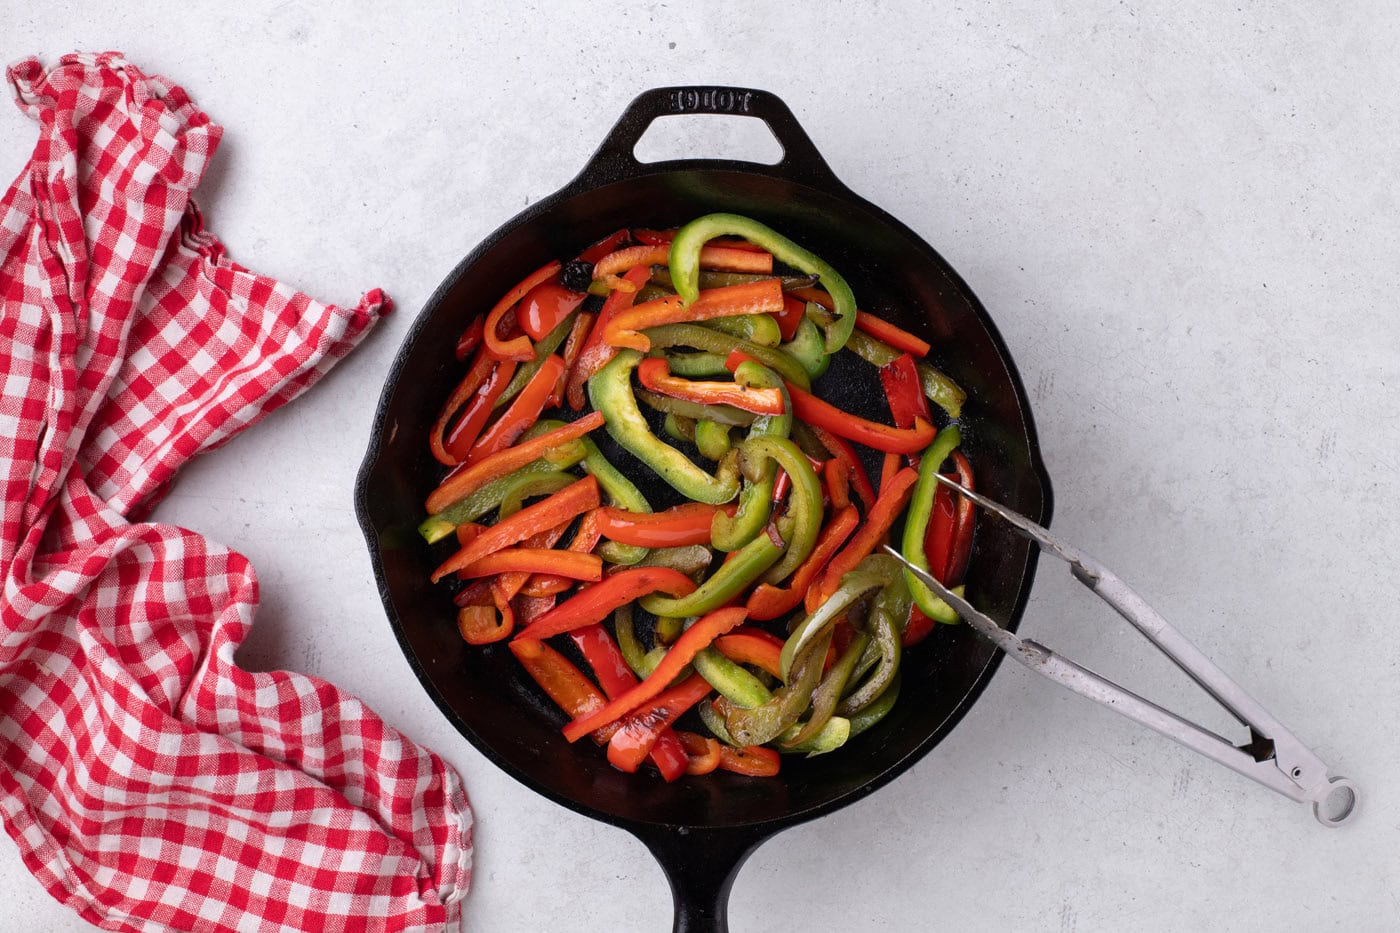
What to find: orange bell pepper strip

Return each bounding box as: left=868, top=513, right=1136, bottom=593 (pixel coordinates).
left=635, top=356, right=786, bottom=416
left=787, top=382, right=937, bottom=455
left=717, top=743, right=781, bottom=777
left=676, top=731, right=723, bottom=775
left=823, top=459, right=850, bottom=510
left=808, top=467, right=919, bottom=611
left=512, top=566, right=698, bottom=643
left=570, top=624, right=689, bottom=782
left=605, top=674, right=716, bottom=773
left=879, top=451, right=902, bottom=494
left=429, top=349, right=498, bottom=465
left=594, top=502, right=733, bottom=548
left=426, top=412, right=604, bottom=514
left=486, top=522, right=569, bottom=604
left=565, top=264, right=651, bottom=410
left=592, top=243, right=772, bottom=279
left=457, top=602, right=514, bottom=645
left=484, top=261, right=558, bottom=362
left=508, top=639, right=617, bottom=744
left=454, top=548, right=603, bottom=581
left=788, top=286, right=931, bottom=358
left=745, top=504, right=859, bottom=621
left=712, top=628, right=786, bottom=679
left=520, top=508, right=603, bottom=597
left=464, top=354, right=566, bottom=465
left=603, top=279, right=785, bottom=353
left=563, top=606, right=747, bottom=744
left=430, top=475, right=600, bottom=581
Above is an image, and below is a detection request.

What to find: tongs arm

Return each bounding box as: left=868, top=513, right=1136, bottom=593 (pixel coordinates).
left=882, top=474, right=1358, bottom=826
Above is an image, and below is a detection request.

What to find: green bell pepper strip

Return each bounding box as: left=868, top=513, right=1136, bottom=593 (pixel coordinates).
left=779, top=309, right=830, bottom=379
left=721, top=626, right=833, bottom=747
left=653, top=615, right=684, bottom=645
left=778, top=560, right=898, bottom=680
left=692, top=648, right=770, bottom=707
left=710, top=362, right=792, bottom=552
left=578, top=435, right=651, bottom=565
left=636, top=388, right=757, bottom=426
left=648, top=264, right=819, bottom=294
left=496, top=470, right=577, bottom=518
left=641, top=323, right=811, bottom=391
left=637, top=544, right=713, bottom=577
left=670, top=213, right=858, bottom=353
left=836, top=588, right=903, bottom=716
left=903, top=426, right=963, bottom=622
left=639, top=532, right=783, bottom=617
left=702, top=313, right=781, bottom=347
left=662, top=412, right=696, bottom=442
left=613, top=604, right=652, bottom=679
left=588, top=350, right=743, bottom=505
left=494, top=310, right=576, bottom=410
left=737, top=435, right=822, bottom=585
left=694, top=419, right=732, bottom=460
left=656, top=350, right=731, bottom=379
left=417, top=442, right=588, bottom=543
left=847, top=672, right=900, bottom=737
left=695, top=671, right=850, bottom=754
left=783, top=630, right=870, bottom=748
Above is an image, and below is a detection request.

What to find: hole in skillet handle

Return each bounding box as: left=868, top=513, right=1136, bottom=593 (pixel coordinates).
left=630, top=822, right=772, bottom=933
left=571, top=86, right=850, bottom=191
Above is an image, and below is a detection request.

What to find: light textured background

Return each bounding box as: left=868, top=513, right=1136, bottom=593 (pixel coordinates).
left=3, top=3, right=1397, bottom=931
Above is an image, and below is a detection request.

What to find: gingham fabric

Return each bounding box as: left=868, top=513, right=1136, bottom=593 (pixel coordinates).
left=0, top=53, right=472, bottom=931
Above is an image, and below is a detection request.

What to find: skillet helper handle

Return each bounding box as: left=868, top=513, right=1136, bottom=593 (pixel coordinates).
left=578, top=85, right=845, bottom=188
left=631, top=824, right=765, bottom=933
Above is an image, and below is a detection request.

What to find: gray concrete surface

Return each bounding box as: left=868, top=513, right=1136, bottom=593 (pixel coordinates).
left=2, top=2, right=1396, bottom=930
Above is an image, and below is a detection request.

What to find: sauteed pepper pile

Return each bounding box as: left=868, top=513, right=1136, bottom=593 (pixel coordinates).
left=419, top=214, right=976, bottom=780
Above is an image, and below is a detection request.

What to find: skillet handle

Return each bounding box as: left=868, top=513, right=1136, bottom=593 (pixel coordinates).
left=631, top=824, right=769, bottom=933
left=576, top=86, right=845, bottom=189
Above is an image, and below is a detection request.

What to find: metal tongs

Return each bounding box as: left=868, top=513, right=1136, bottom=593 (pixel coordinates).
left=881, top=474, right=1358, bottom=827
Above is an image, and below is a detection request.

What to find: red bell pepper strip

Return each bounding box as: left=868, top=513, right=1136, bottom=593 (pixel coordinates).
left=943, top=450, right=976, bottom=585
left=443, top=358, right=519, bottom=462
left=430, top=475, right=600, bottom=581
left=631, top=227, right=675, bottom=246
left=563, top=606, right=747, bottom=743
left=788, top=286, right=931, bottom=358
left=485, top=261, right=558, bottom=362
left=595, top=502, right=732, bottom=548
left=717, top=743, right=781, bottom=777
left=570, top=624, right=689, bottom=782
left=491, top=523, right=567, bottom=608
left=605, top=674, right=715, bottom=772
left=712, top=628, right=786, bottom=679
left=879, top=451, right=902, bottom=494
left=676, top=731, right=723, bottom=775
left=879, top=352, right=934, bottom=428
left=635, top=356, right=786, bottom=416
left=823, top=459, right=850, bottom=510
left=577, top=228, right=631, bottom=263
left=902, top=607, right=936, bottom=647
left=592, top=243, right=772, bottom=279
left=808, top=467, right=919, bottom=611
left=508, top=639, right=616, bottom=744
left=517, top=281, right=587, bottom=342
left=520, top=508, right=604, bottom=597
left=426, top=412, right=604, bottom=514
left=465, top=354, right=567, bottom=465
left=787, top=382, right=936, bottom=455
left=454, top=548, right=603, bottom=581
left=604, top=279, right=786, bottom=353
left=513, top=593, right=557, bottom=626
left=454, top=316, right=485, bottom=361
left=774, top=295, right=807, bottom=342
left=512, top=567, right=698, bottom=643
left=565, top=264, right=651, bottom=410
left=454, top=521, right=485, bottom=548
left=429, top=349, right=497, bottom=465
left=804, top=424, right=877, bottom=510
left=746, top=504, right=859, bottom=621
left=926, top=482, right=957, bottom=583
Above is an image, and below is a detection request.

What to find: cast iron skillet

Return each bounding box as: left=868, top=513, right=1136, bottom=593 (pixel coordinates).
left=356, top=87, right=1053, bottom=931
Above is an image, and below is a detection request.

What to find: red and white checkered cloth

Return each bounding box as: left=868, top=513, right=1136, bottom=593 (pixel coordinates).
left=0, top=53, right=472, bottom=931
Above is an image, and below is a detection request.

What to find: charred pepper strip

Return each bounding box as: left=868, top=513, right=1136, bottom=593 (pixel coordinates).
left=837, top=567, right=907, bottom=715
left=903, top=426, right=963, bottom=623
left=606, top=674, right=716, bottom=773
left=640, top=531, right=783, bottom=619
left=588, top=349, right=742, bottom=505
left=782, top=560, right=897, bottom=680
left=737, top=435, right=822, bottom=585
left=784, top=630, right=871, bottom=747
left=710, top=361, right=791, bottom=552
left=721, top=626, right=833, bottom=747
left=670, top=214, right=858, bottom=352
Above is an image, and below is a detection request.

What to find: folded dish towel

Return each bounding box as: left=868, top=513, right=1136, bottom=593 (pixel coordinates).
left=0, top=52, right=472, bottom=931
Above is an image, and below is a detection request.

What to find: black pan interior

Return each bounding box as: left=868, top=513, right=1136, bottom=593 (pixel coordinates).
left=356, top=165, right=1051, bottom=834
